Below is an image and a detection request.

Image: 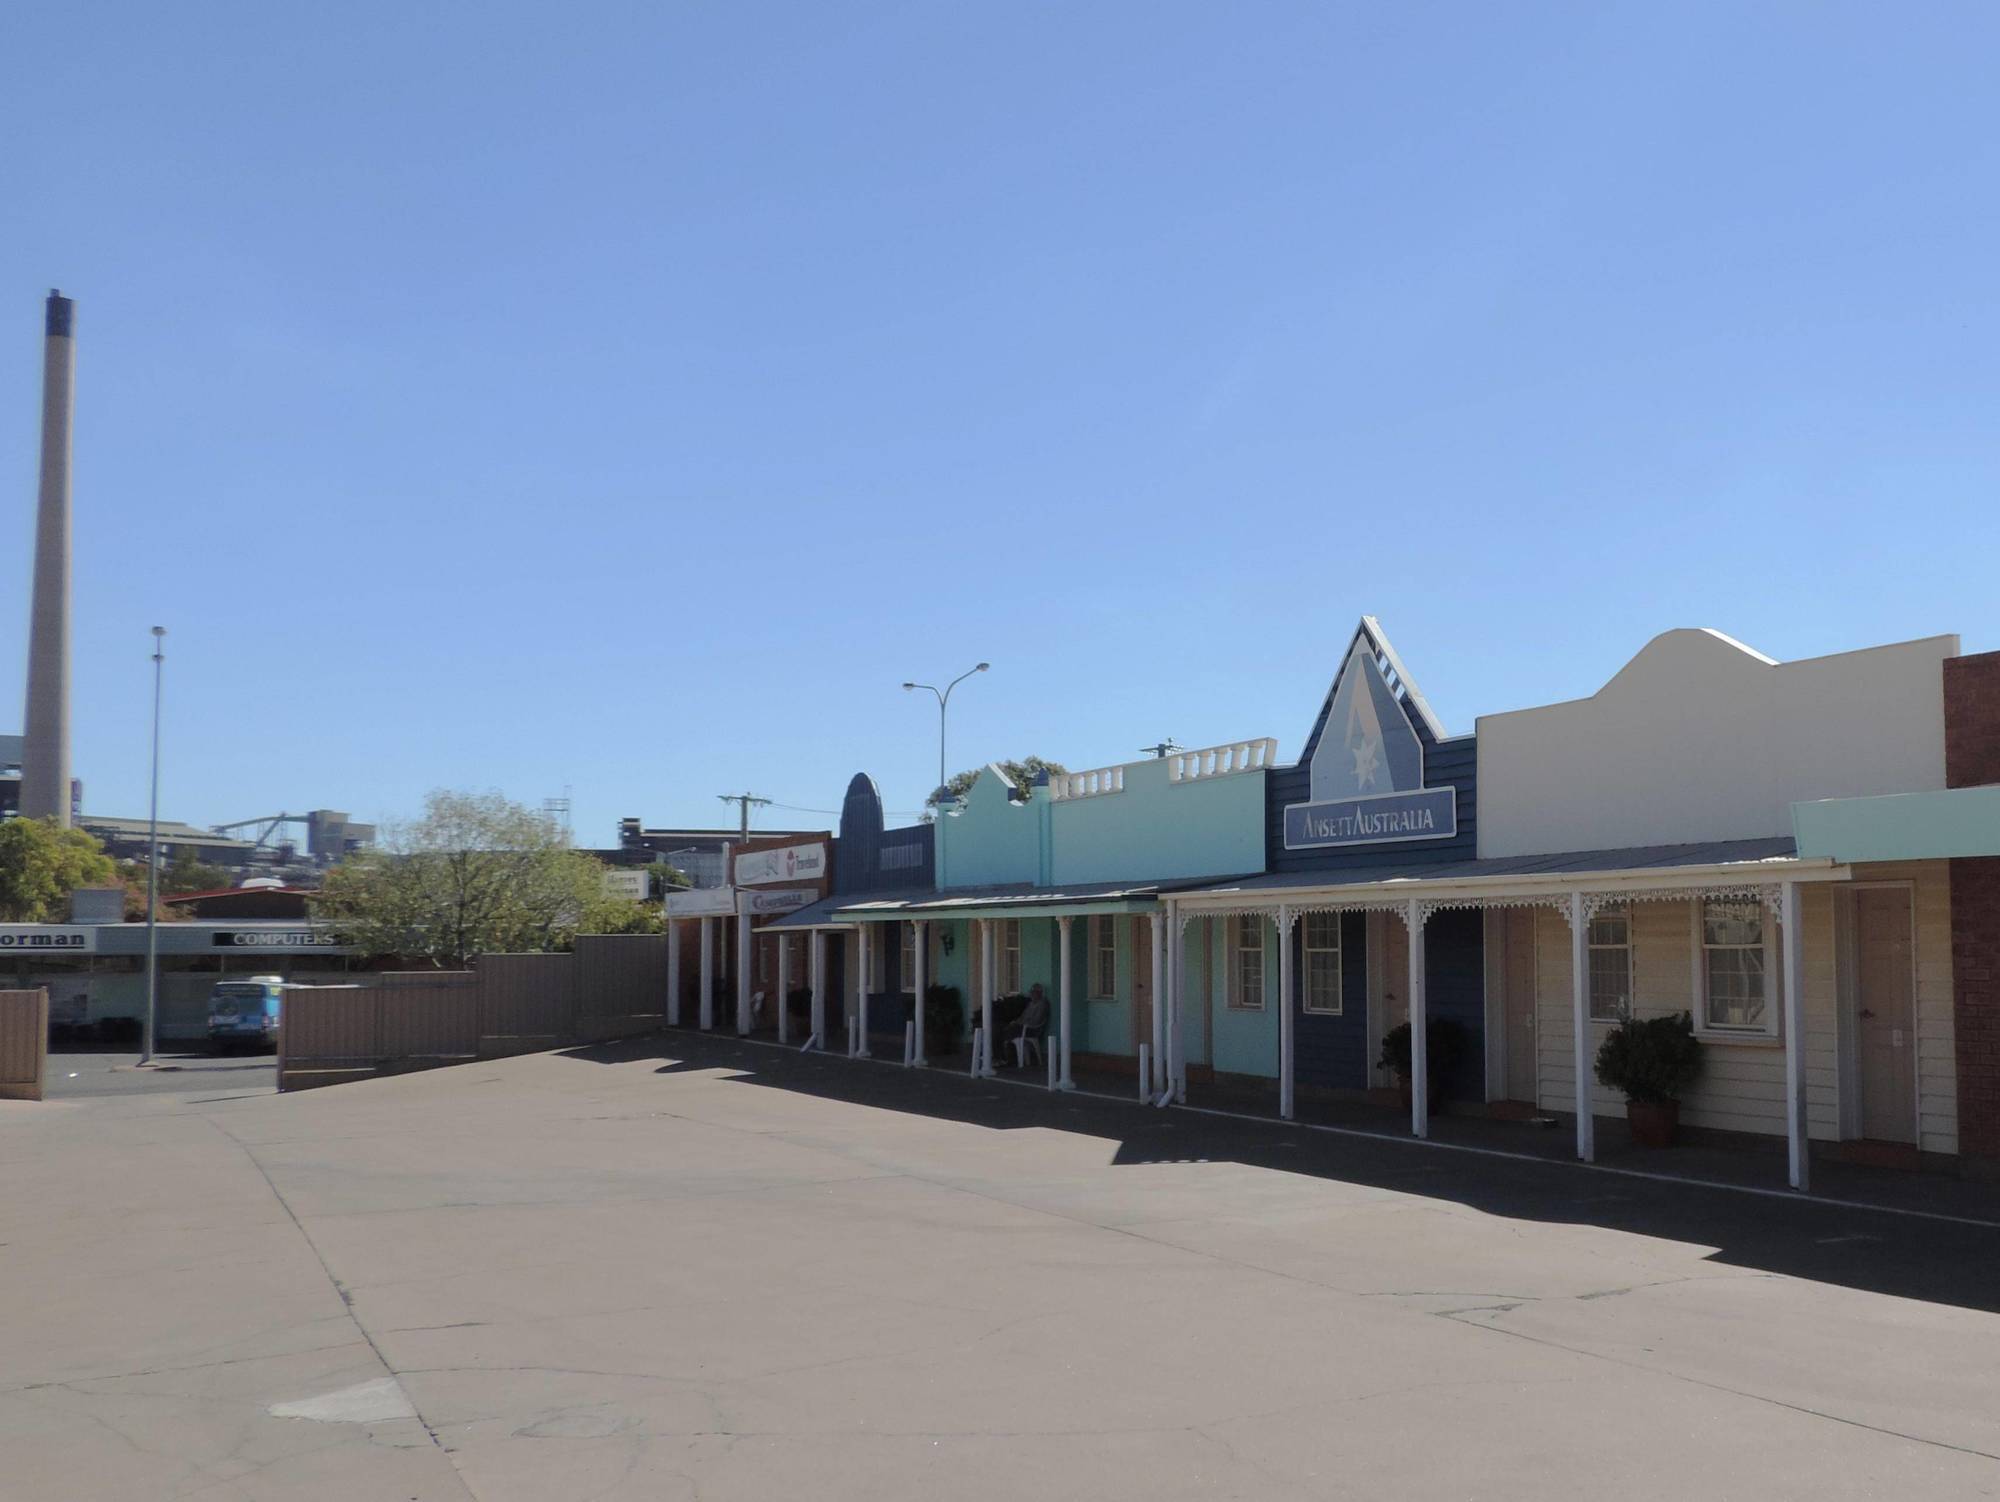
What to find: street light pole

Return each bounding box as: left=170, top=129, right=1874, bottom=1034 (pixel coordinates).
left=902, top=662, right=990, bottom=804
left=140, top=626, right=165, bottom=1066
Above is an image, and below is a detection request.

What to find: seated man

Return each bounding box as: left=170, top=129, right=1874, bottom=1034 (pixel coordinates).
left=1003, top=983, right=1051, bottom=1067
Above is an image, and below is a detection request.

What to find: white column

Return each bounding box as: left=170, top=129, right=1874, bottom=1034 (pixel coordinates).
left=1782, top=881, right=1809, bottom=1192
left=1407, top=899, right=1428, bottom=1139
left=1569, top=892, right=1594, bottom=1162
left=1057, top=916, right=1074, bottom=1089
left=856, top=925, right=873, bottom=1058
left=698, top=917, right=715, bottom=1031
left=1278, top=906, right=1295, bottom=1120
left=980, top=920, right=997, bottom=1076
left=736, top=907, right=753, bottom=1035
left=1149, top=912, right=1166, bottom=1094
left=1165, top=904, right=1182, bottom=1101
left=810, top=929, right=826, bottom=1045
left=912, top=922, right=928, bottom=1066
left=667, top=920, right=682, bottom=1026
left=776, top=930, right=791, bottom=1045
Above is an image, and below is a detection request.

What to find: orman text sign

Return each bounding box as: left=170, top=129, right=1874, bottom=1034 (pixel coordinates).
left=1283, top=788, right=1457, bottom=850
left=0, top=926, right=94, bottom=953
left=734, top=842, right=826, bottom=887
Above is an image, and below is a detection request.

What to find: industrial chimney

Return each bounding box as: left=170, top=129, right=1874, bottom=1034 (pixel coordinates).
left=20, top=290, right=74, bottom=826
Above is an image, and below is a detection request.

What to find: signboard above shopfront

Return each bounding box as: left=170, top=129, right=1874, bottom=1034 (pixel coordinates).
left=740, top=887, right=814, bottom=917
left=210, top=930, right=340, bottom=949
left=0, top=925, right=94, bottom=953
left=601, top=869, right=650, bottom=901
left=1284, top=635, right=1460, bottom=851
left=734, top=842, right=826, bottom=887
left=664, top=886, right=737, bottom=918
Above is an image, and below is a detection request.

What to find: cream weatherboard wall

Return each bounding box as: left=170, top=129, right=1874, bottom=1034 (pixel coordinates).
left=1524, top=867, right=1956, bottom=1154
left=1477, top=631, right=1958, bottom=856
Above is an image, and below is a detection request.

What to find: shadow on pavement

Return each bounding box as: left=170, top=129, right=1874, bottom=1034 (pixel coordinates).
left=556, top=1028, right=2000, bottom=1316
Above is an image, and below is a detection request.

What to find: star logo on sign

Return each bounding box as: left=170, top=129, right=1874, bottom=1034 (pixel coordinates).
left=1352, top=736, right=1381, bottom=790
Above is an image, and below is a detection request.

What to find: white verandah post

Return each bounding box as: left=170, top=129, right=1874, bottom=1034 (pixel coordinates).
left=912, top=921, right=928, bottom=1066
left=666, top=920, right=682, bottom=1027
left=810, top=928, right=826, bottom=1047
left=1149, top=912, right=1166, bottom=1095
left=736, top=904, right=753, bottom=1035
left=1278, top=905, right=1295, bottom=1120
left=1407, top=898, right=1428, bottom=1139
left=1168, top=902, right=1186, bottom=1103
left=1057, top=916, right=1075, bottom=1089
left=776, top=928, right=790, bottom=1045
left=980, top=920, right=997, bottom=1077
left=1568, top=891, right=1595, bottom=1163
left=698, top=917, right=715, bottom=1031
left=856, top=924, right=873, bottom=1058
left=1782, top=880, right=1809, bottom=1192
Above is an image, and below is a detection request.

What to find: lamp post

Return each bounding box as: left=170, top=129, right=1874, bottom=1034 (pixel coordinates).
left=902, top=662, right=989, bottom=805
left=139, top=626, right=165, bottom=1066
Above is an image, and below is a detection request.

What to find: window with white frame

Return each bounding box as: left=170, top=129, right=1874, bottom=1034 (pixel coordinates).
left=1229, top=914, right=1266, bottom=1010
left=999, top=919, right=1023, bottom=994
left=1089, top=917, right=1116, bottom=999
left=1588, top=902, right=1632, bottom=1022
left=1302, top=912, right=1341, bottom=1013
left=1697, top=896, right=1777, bottom=1035
left=900, top=924, right=916, bottom=995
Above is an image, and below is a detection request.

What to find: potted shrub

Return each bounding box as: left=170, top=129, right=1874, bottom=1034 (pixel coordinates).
left=1594, top=1012, right=1704, bottom=1147
left=1377, top=1018, right=1468, bottom=1109
left=923, top=984, right=964, bottom=1057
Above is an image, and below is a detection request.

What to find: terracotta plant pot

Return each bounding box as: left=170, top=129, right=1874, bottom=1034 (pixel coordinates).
left=1626, top=1099, right=1680, bottom=1149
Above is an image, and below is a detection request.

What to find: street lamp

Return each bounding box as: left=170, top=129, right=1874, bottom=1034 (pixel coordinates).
left=140, top=626, right=165, bottom=1066
left=902, top=662, right=989, bottom=806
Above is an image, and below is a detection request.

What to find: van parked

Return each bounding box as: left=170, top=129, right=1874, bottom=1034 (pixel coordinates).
left=207, top=976, right=283, bottom=1053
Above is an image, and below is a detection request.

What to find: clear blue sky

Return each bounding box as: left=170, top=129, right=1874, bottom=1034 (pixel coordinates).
left=4, top=3, right=1996, bottom=845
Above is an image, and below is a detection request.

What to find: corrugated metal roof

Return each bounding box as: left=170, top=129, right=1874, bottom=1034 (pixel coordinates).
left=1177, top=837, right=1802, bottom=897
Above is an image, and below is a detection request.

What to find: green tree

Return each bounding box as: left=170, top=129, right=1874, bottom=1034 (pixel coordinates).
left=0, top=818, right=118, bottom=922
left=162, top=854, right=232, bottom=895
left=925, top=756, right=1069, bottom=809
left=645, top=860, right=691, bottom=899
left=311, top=790, right=629, bottom=966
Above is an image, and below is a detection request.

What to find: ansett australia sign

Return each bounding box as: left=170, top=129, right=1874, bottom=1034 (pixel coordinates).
left=0, top=926, right=94, bottom=953
left=734, top=842, right=826, bottom=887
left=1284, top=635, right=1459, bottom=851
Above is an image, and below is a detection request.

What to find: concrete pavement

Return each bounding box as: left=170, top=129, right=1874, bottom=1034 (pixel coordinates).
left=3, top=1030, right=1998, bottom=1500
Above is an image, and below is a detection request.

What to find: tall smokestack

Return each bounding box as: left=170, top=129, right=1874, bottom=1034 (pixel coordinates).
left=21, top=290, right=74, bottom=826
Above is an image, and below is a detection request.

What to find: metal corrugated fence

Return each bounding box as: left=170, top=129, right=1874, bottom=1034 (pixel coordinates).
left=279, top=937, right=669, bottom=1090
left=0, top=990, right=49, bottom=1101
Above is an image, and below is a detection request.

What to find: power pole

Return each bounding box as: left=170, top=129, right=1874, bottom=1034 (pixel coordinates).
left=717, top=792, right=771, bottom=841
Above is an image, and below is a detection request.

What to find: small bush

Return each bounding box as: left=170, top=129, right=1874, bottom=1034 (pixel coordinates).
left=1377, top=1018, right=1469, bottom=1099
left=1594, top=1012, right=1704, bottom=1105
left=924, top=984, right=964, bottom=1050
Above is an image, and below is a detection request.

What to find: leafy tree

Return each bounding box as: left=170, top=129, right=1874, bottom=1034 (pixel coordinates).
left=311, top=790, right=631, bottom=966
left=645, top=860, right=691, bottom=898
left=0, top=818, right=118, bottom=921
left=114, top=861, right=190, bottom=922
left=925, top=756, right=1069, bottom=809
left=162, top=854, right=232, bottom=895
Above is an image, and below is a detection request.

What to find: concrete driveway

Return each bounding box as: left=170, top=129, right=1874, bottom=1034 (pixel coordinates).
left=3, top=1031, right=1997, bottom=1501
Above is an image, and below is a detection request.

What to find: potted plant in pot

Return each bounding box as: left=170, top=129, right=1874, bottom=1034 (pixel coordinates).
left=923, top=983, right=964, bottom=1058
left=1377, top=1018, right=1468, bottom=1110
left=1594, top=1011, right=1704, bottom=1147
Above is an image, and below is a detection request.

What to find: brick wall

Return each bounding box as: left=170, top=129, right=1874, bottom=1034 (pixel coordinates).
left=1944, top=650, right=2000, bottom=789
left=1946, top=651, right=2000, bottom=1166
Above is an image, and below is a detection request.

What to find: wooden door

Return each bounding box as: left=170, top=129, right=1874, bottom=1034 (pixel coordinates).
left=1503, top=909, right=1539, bottom=1103
left=1855, top=888, right=1917, bottom=1144
left=1130, top=916, right=1153, bottom=1051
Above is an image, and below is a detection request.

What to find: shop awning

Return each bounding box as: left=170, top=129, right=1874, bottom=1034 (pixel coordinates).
left=1170, top=837, right=1844, bottom=910
left=765, top=877, right=1252, bottom=928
